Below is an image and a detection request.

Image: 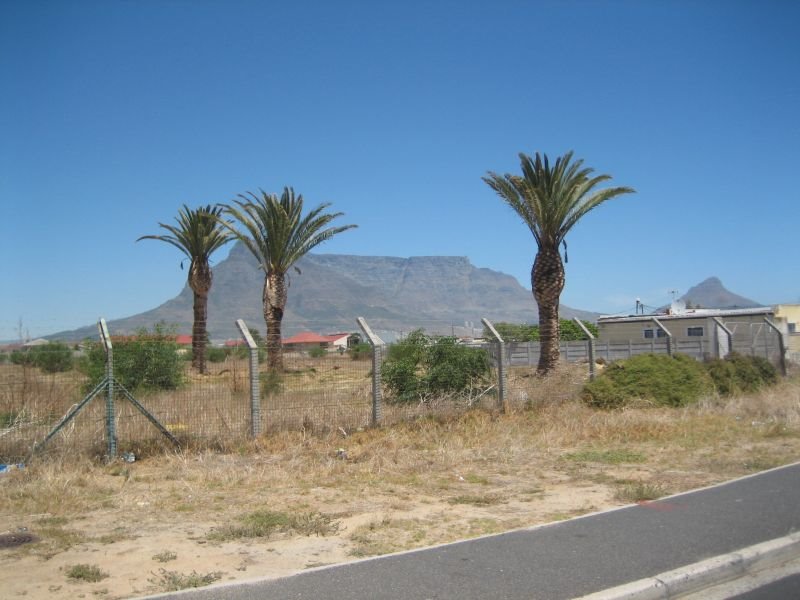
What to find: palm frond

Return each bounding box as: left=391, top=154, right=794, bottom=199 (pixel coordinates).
left=484, top=151, right=635, bottom=252
left=219, top=187, right=357, bottom=275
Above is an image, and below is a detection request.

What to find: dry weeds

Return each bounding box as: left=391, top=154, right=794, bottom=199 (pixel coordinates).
left=0, top=366, right=799, bottom=599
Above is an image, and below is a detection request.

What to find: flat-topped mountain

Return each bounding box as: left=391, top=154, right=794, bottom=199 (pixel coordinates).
left=52, top=243, right=598, bottom=341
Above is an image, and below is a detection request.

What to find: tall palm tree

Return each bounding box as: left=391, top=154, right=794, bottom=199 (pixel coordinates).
left=137, top=205, right=233, bottom=374
left=483, top=151, right=634, bottom=375
left=220, top=187, right=356, bottom=371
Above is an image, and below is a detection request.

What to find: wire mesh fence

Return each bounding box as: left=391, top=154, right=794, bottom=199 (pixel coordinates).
left=0, top=315, right=789, bottom=463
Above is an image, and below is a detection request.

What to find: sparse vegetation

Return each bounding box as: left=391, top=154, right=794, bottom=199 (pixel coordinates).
left=614, top=481, right=668, bottom=503
left=149, top=568, right=222, bottom=591
left=207, top=509, right=340, bottom=541
left=152, top=550, right=178, bottom=563
left=65, top=563, right=109, bottom=583
left=565, top=448, right=646, bottom=464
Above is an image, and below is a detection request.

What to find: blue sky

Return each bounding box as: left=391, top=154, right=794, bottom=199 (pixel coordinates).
left=1, top=0, right=798, bottom=340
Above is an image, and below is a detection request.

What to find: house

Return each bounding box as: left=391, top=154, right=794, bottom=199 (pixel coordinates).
left=175, top=334, right=193, bottom=346
left=597, top=305, right=783, bottom=362
left=282, top=332, right=355, bottom=353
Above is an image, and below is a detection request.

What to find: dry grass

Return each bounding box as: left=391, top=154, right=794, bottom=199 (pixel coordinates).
left=1, top=366, right=799, bottom=599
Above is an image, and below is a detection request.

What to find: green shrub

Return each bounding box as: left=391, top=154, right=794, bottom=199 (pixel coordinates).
left=348, top=342, right=372, bottom=361
left=30, top=342, right=74, bottom=373
left=80, top=324, right=184, bottom=391
left=382, top=330, right=491, bottom=404
left=0, top=352, right=8, bottom=364
left=9, top=349, right=33, bottom=366
left=206, top=347, right=228, bottom=363
left=8, top=343, right=73, bottom=372
left=705, top=352, right=778, bottom=396
left=308, top=346, right=327, bottom=359
left=582, top=353, right=714, bottom=409
left=482, top=320, right=598, bottom=342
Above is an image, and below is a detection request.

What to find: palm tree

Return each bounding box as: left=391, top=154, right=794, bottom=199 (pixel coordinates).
left=137, top=205, right=233, bottom=374
left=220, top=187, right=356, bottom=371
left=483, top=151, right=634, bottom=375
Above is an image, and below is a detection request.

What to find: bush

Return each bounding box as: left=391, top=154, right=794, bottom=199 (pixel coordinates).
left=348, top=342, right=372, bottom=361
left=308, top=346, right=327, bottom=359
left=704, top=353, right=778, bottom=396
left=80, top=324, right=184, bottom=391
left=31, top=342, right=74, bottom=373
left=382, top=330, right=491, bottom=404
left=8, top=343, right=73, bottom=373
left=482, top=320, right=598, bottom=342
left=9, top=349, right=33, bottom=366
left=582, top=353, right=714, bottom=409
left=206, top=347, right=228, bottom=363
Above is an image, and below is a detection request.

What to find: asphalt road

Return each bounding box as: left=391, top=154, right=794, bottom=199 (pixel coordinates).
left=729, top=573, right=800, bottom=599
left=139, top=463, right=800, bottom=600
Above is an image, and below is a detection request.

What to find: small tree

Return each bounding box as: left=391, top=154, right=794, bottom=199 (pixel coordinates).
left=382, top=330, right=491, bottom=404
left=81, top=324, right=184, bottom=391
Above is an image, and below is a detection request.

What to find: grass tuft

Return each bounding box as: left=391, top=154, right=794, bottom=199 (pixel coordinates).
left=615, top=481, right=668, bottom=503
left=565, top=448, right=646, bottom=464
left=66, top=563, right=109, bottom=583
left=208, top=509, right=340, bottom=541
left=149, top=568, right=222, bottom=591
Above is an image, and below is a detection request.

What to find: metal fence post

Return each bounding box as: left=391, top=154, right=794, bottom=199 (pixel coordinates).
left=573, top=318, right=596, bottom=380
left=712, top=317, right=733, bottom=359
left=98, top=318, right=116, bottom=458
left=763, top=318, right=788, bottom=377
left=357, top=317, right=385, bottom=426
left=652, top=318, right=673, bottom=357
left=236, top=319, right=261, bottom=437
left=481, top=318, right=506, bottom=412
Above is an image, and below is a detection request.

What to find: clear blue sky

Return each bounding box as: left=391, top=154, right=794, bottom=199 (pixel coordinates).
left=1, top=0, right=798, bottom=340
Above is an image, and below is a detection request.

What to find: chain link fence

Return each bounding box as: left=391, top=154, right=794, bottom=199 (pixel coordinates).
left=0, top=316, right=788, bottom=463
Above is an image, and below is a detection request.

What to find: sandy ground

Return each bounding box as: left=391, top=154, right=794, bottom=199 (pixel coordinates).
left=0, top=464, right=629, bottom=599
left=2, top=416, right=799, bottom=599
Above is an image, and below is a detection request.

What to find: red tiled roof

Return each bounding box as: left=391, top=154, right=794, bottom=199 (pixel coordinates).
left=175, top=335, right=193, bottom=345
left=282, top=332, right=333, bottom=345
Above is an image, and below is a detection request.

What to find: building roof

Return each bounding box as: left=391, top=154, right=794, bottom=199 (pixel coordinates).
left=175, top=335, right=193, bottom=345
left=282, top=331, right=351, bottom=345
left=598, top=306, right=775, bottom=324
left=282, top=332, right=334, bottom=345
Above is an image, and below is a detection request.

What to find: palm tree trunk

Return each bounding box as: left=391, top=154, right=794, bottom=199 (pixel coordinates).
left=191, top=291, right=209, bottom=373
left=189, top=262, right=212, bottom=374
left=263, top=271, right=287, bottom=372
left=532, top=246, right=565, bottom=375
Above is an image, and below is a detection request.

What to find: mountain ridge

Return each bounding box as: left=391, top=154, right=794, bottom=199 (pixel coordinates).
left=47, top=246, right=763, bottom=342
left=49, top=243, right=596, bottom=341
